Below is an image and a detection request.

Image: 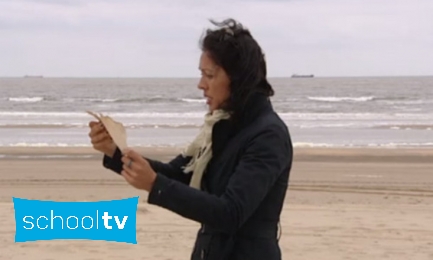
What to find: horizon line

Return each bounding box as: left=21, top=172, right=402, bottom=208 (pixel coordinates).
left=1, top=74, right=432, bottom=79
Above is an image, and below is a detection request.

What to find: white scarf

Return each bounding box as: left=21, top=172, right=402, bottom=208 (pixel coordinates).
left=182, top=109, right=231, bottom=189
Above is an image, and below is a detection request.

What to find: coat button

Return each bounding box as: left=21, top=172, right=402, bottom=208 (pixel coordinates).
left=200, top=249, right=205, bottom=259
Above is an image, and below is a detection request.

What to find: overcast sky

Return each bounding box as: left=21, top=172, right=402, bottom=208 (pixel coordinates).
left=0, top=0, right=432, bottom=77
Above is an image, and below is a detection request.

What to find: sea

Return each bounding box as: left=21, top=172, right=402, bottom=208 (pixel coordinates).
left=1, top=76, right=432, bottom=150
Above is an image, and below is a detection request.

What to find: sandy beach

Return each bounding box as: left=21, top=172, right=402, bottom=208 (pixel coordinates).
left=1, top=146, right=432, bottom=260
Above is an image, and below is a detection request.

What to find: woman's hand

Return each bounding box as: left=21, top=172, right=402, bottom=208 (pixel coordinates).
left=121, top=148, right=157, bottom=192
left=88, top=121, right=117, bottom=158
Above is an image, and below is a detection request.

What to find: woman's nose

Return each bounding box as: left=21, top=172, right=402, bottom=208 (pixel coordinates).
left=197, top=78, right=206, bottom=90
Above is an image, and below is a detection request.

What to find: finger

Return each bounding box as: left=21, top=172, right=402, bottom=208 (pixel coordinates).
left=121, top=152, right=149, bottom=175
left=121, top=170, right=135, bottom=185
left=121, top=154, right=139, bottom=171
left=91, top=132, right=110, bottom=143
left=122, top=148, right=132, bottom=155
left=92, top=139, right=113, bottom=150
left=93, top=140, right=114, bottom=152
left=89, top=121, right=103, bottom=129
left=121, top=153, right=130, bottom=164
left=88, top=121, right=99, bottom=127
left=122, top=165, right=137, bottom=179
left=91, top=125, right=111, bottom=139
left=88, top=124, right=105, bottom=138
left=123, top=149, right=146, bottom=164
left=92, top=134, right=112, bottom=146
left=93, top=143, right=112, bottom=152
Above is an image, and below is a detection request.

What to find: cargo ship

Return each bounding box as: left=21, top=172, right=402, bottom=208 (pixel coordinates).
left=23, top=75, right=44, bottom=78
left=291, top=74, right=314, bottom=78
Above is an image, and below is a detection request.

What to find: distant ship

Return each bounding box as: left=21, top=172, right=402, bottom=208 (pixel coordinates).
left=23, top=75, right=43, bottom=78
left=291, top=74, right=314, bottom=78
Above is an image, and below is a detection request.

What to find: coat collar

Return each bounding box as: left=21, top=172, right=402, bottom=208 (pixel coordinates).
left=211, top=91, right=273, bottom=157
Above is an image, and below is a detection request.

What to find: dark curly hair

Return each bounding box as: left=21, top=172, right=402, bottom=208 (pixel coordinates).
left=199, top=18, right=274, bottom=124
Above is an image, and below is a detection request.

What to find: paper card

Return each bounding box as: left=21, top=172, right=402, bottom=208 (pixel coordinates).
left=86, top=110, right=128, bottom=151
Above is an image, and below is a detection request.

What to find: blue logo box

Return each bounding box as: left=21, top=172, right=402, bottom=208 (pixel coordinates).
left=13, top=196, right=139, bottom=244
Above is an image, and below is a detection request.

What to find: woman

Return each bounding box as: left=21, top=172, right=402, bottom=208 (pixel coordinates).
left=88, top=18, right=293, bottom=260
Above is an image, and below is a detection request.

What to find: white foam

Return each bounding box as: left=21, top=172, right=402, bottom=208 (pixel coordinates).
left=1, top=111, right=431, bottom=123
left=307, top=96, right=375, bottom=102
left=0, top=122, right=202, bottom=129
left=367, top=142, right=433, bottom=148
left=344, top=174, right=383, bottom=178
left=293, top=142, right=339, bottom=148
left=0, top=154, right=94, bottom=159
left=5, top=143, right=91, bottom=147
left=7, top=97, right=44, bottom=103
left=278, top=112, right=433, bottom=121
left=180, top=98, right=206, bottom=103
left=293, top=142, right=433, bottom=148
left=0, top=111, right=206, bottom=118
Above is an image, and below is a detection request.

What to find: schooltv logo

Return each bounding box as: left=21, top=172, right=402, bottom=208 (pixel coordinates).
left=12, top=196, right=139, bottom=244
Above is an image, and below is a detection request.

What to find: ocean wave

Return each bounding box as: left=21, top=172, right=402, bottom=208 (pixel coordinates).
left=298, top=123, right=366, bottom=129
left=378, top=98, right=431, bottom=105
left=7, top=97, right=44, bottom=103
left=0, top=111, right=206, bottom=118
left=4, top=143, right=90, bottom=147
left=89, top=98, right=118, bottom=103
left=6, top=95, right=426, bottom=107
left=0, top=122, right=202, bottom=129
left=293, top=142, right=433, bottom=148
left=2, top=141, right=433, bottom=148
left=4, top=96, right=207, bottom=104
left=180, top=98, right=206, bottom=103
left=0, top=154, right=95, bottom=159
left=389, top=100, right=425, bottom=105
left=307, top=96, right=375, bottom=102
left=4, top=140, right=433, bottom=149
left=297, top=123, right=433, bottom=130
left=366, top=142, right=433, bottom=148
left=307, top=96, right=427, bottom=104
left=62, top=98, right=118, bottom=103
left=293, top=142, right=338, bottom=148
left=0, top=142, right=185, bottom=148
left=3, top=121, right=432, bottom=130
left=277, top=112, right=433, bottom=121
left=60, top=96, right=206, bottom=104
left=373, top=124, right=433, bottom=130
left=70, top=97, right=160, bottom=103
left=1, top=111, right=432, bottom=123
left=0, top=122, right=69, bottom=127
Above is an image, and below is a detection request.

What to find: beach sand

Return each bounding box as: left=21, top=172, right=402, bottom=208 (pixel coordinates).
left=0, top=147, right=432, bottom=260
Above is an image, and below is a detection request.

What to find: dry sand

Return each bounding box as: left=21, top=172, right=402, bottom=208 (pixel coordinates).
left=0, top=147, right=432, bottom=260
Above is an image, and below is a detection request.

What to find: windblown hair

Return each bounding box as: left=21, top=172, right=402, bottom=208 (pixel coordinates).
left=199, top=18, right=274, bottom=123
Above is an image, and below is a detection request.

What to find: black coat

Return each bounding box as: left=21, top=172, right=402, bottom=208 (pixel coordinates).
left=103, top=92, right=293, bottom=260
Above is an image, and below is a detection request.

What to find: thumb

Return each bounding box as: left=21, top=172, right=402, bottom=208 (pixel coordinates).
left=89, top=121, right=99, bottom=127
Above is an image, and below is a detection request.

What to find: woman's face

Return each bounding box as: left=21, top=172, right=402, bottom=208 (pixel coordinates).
left=198, top=51, right=231, bottom=113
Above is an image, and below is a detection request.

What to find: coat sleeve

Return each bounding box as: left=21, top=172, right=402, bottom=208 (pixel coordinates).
left=147, top=127, right=291, bottom=234
left=102, top=147, right=192, bottom=184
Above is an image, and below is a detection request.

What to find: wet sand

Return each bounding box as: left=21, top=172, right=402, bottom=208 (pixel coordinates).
left=0, top=147, right=432, bottom=260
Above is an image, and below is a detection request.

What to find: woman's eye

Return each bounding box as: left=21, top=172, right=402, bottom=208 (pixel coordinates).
left=200, top=72, right=213, bottom=79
